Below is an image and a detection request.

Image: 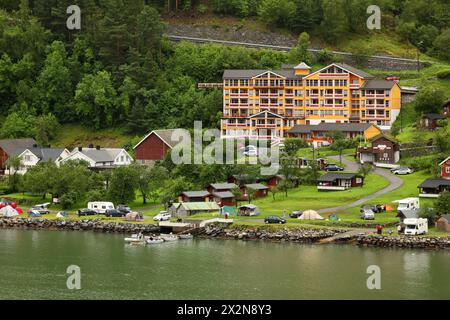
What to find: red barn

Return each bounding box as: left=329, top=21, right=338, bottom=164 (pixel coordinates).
left=440, top=156, right=450, bottom=179
left=134, top=129, right=182, bottom=163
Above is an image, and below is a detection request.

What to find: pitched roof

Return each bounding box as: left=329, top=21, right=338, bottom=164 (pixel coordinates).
left=422, top=113, right=446, bottom=120
left=26, top=148, right=66, bottom=162
left=334, top=63, right=374, bottom=79
left=133, top=129, right=184, bottom=149
left=181, top=191, right=210, bottom=198
left=209, top=183, right=239, bottom=190
left=362, top=80, right=396, bottom=90
left=248, top=110, right=283, bottom=119
left=0, top=138, right=37, bottom=156
left=439, top=156, right=450, bottom=166
left=223, top=69, right=303, bottom=80
left=418, top=179, right=450, bottom=189
left=212, top=191, right=235, bottom=198
left=294, top=62, right=311, bottom=70
left=396, top=209, right=419, bottom=219
left=439, top=214, right=450, bottom=222
left=317, top=173, right=359, bottom=182
left=180, top=202, right=221, bottom=211
left=73, top=148, right=125, bottom=163
left=369, top=133, right=398, bottom=144
left=245, top=183, right=269, bottom=190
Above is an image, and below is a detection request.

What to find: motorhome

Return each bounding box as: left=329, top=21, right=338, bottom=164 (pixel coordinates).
left=394, top=198, right=420, bottom=212
left=87, top=201, right=115, bottom=214
left=403, top=218, right=428, bottom=235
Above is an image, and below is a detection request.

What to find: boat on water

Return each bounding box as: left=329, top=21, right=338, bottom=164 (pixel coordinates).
left=178, top=233, right=193, bottom=240
left=160, top=233, right=178, bottom=241
left=124, top=234, right=146, bottom=243
left=146, top=238, right=164, bottom=245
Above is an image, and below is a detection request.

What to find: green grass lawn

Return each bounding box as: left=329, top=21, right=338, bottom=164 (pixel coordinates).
left=296, top=147, right=355, bottom=159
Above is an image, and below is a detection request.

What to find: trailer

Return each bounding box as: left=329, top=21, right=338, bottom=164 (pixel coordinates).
left=403, top=218, right=428, bottom=235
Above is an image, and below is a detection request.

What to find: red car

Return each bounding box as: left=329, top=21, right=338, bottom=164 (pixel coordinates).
left=385, top=76, right=400, bottom=81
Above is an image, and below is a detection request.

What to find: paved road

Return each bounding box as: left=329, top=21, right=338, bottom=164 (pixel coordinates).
left=317, top=156, right=404, bottom=214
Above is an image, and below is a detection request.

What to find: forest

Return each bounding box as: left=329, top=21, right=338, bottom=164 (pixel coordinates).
left=0, top=0, right=449, bottom=146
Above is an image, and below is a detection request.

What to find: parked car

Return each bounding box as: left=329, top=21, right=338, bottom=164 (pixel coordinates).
left=289, top=211, right=303, bottom=218
left=391, top=167, right=413, bottom=175
left=264, top=216, right=286, bottom=224
left=29, top=205, right=50, bottom=215
left=105, top=209, right=126, bottom=218
left=360, top=209, right=375, bottom=220
left=240, top=145, right=258, bottom=157
left=325, top=164, right=344, bottom=171
left=77, top=208, right=97, bottom=216
left=153, top=211, right=171, bottom=221
left=117, top=204, right=132, bottom=214
left=360, top=204, right=385, bottom=214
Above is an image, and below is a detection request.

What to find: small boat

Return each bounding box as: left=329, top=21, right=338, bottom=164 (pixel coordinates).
left=160, top=233, right=178, bottom=242
left=178, top=233, right=193, bottom=240
left=146, top=238, right=164, bottom=245
left=124, top=234, right=145, bottom=243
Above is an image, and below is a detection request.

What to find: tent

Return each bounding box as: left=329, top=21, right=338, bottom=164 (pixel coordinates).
left=222, top=206, right=236, bottom=216
left=0, top=205, right=19, bottom=217
left=299, top=210, right=324, bottom=220
left=125, top=212, right=143, bottom=221
left=238, top=204, right=260, bottom=216
left=56, top=211, right=69, bottom=218
left=328, top=213, right=340, bottom=221
left=15, top=207, right=24, bottom=215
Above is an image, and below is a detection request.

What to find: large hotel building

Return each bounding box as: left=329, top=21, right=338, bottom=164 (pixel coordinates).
left=221, top=62, right=401, bottom=139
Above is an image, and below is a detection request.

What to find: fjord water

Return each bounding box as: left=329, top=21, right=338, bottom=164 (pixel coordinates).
left=0, top=229, right=449, bottom=300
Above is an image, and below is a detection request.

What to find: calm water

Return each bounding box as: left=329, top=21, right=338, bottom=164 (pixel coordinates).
left=0, top=229, right=449, bottom=300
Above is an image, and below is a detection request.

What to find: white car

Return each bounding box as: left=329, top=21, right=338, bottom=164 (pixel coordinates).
left=240, top=145, right=258, bottom=156
left=153, top=211, right=171, bottom=221
left=360, top=209, right=375, bottom=220
left=391, top=167, right=414, bottom=175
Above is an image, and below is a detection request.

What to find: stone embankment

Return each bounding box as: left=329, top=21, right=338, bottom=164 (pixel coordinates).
left=0, top=218, right=160, bottom=234
left=357, top=235, right=450, bottom=249
left=198, top=225, right=346, bottom=242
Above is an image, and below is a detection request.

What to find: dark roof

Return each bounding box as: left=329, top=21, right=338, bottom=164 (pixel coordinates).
left=422, top=113, right=446, bottom=120
left=245, top=183, right=269, bottom=190
left=212, top=191, right=234, bottom=198
left=370, top=133, right=398, bottom=144
left=0, top=138, right=37, bottom=156
left=439, top=214, right=450, bottom=222
left=209, top=183, right=238, bottom=190
left=317, top=173, right=359, bottom=182
left=418, top=179, right=450, bottom=188
left=334, top=63, right=374, bottom=79
left=362, top=80, right=396, bottom=90
left=223, top=69, right=302, bottom=80
left=289, top=123, right=374, bottom=134
left=181, top=191, right=210, bottom=198
left=27, top=148, right=66, bottom=162
left=396, top=209, right=419, bottom=219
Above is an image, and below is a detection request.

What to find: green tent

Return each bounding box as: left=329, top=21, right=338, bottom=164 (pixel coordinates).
left=329, top=214, right=340, bottom=221
left=222, top=206, right=236, bottom=215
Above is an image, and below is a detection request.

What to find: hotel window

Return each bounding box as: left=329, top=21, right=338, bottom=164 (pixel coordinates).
left=385, top=100, right=390, bottom=107
left=240, top=79, right=249, bottom=86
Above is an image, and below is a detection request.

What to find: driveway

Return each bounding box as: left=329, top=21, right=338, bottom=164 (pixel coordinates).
left=317, top=156, right=404, bottom=214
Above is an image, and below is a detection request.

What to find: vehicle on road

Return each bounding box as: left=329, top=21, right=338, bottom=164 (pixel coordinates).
left=30, top=204, right=50, bottom=214
left=391, top=167, right=413, bottom=175
left=87, top=201, right=115, bottom=214
left=324, top=164, right=344, bottom=171
left=117, top=204, right=132, bottom=214
left=264, top=216, right=286, bottom=224
left=289, top=211, right=303, bottom=218
left=77, top=208, right=97, bottom=216
left=360, top=209, right=375, bottom=220
left=105, top=209, right=126, bottom=218
left=404, top=218, right=428, bottom=235
left=153, top=211, right=171, bottom=221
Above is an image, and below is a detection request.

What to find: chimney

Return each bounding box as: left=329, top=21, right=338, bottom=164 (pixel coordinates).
left=96, top=145, right=101, bottom=150
left=78, top=146, right=82, bottom=152
left=88, top=143, right=94, bottom=148
left=33, top=144, right=37, bottom=148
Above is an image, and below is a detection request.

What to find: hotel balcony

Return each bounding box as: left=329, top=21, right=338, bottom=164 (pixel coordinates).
left=365, top=94, right=385, bottom=98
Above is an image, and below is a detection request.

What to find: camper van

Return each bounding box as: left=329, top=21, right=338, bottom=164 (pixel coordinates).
left=87, top=202, right=115, bottom=214
left=395, top=198, right=420, bottom=212
left=403, top=218, right=428, bottom=235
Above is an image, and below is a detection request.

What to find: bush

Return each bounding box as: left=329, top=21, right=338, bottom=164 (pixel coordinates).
left=436, top=69, right=450, bottom=79
left=315, top=49, right=335, bottom=65
left=60, top=192, right=78, bottom=209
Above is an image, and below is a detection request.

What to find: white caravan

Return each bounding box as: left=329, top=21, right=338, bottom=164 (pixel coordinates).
left=403, top=218, right=428, bottom=235
left=394, top=198, right=420, bottom=212
left=87, top=201, right=115, bottom=214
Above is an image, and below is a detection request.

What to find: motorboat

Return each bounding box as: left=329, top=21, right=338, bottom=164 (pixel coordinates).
left=160, top=233, right=178, bottom=241
left=124, top=234, right=145, bottom=243
left=146, top=238, right=164, bottom=245
left=178, top=233, right=193, bottom=240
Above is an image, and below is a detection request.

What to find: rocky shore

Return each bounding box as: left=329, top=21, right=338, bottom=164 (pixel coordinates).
left=0, top=217, right=160, bottom=234
left=357, top=235, right=450, bottom=249
left=197, top=225, right=346, bottom=243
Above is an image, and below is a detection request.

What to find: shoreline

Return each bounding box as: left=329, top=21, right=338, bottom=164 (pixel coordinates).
left=1, top=218, right=449, bottom=250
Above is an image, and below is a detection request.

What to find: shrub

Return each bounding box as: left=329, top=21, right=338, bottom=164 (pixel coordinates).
left=436, top=69, right=450, bottom=79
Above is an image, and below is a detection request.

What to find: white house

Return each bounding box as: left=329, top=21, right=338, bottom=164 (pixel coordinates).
left=61, top=146, right=133, bottom=169
left=6, top=147, right=70, bottom=175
